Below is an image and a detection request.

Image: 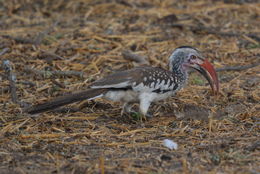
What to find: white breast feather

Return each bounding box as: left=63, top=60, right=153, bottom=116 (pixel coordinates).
left=133, top=83, right=152, bottom=92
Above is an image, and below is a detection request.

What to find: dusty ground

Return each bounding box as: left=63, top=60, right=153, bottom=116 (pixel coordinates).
left=0, top=0, right=259, bottom=173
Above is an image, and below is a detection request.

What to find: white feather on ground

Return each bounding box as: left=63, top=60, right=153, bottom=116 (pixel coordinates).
left=163, top=139, right=178, bottom=150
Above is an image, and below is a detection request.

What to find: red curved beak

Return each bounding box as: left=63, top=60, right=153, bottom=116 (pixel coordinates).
left=197, top=59, right=219, bottom=94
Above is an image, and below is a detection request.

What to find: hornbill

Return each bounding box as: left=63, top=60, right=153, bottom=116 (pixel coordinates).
left=26, top=46, right=219, bottom=118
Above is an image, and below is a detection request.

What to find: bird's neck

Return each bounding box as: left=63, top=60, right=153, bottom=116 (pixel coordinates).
left=171, top=66, right=188, bottom=84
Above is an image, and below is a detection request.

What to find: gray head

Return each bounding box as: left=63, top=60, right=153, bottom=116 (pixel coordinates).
left=169, top=46, right=219, bottom=93
left=169, top=46, right=202, bottom=72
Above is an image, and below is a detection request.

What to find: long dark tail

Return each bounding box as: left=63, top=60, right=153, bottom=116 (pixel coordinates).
left=25, top=88, right=108, bottom=114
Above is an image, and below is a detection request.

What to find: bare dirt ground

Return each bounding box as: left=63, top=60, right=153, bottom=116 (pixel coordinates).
left=0, top=0, right=259, bottom=173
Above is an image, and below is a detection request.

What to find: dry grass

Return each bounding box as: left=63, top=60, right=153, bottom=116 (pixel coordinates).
left=0, top=0, right=259, bottom=173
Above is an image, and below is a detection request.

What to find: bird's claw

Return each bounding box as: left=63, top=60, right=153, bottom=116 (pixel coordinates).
left=128, top=111, right=153, bottom=121
left=145, top=112, right=153, bottom=118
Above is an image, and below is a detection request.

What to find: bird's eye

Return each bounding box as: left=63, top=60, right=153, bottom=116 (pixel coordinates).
left=190, top=55, right=197, bottom=59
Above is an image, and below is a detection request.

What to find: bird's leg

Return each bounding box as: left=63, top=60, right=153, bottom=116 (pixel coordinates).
left=121, top=102, right=140, bottom=117
left=124, top=103, right=133, bottom=113
left=121, top=102, right=132, bottom=116
left=139, top=99, right=153, bottom=120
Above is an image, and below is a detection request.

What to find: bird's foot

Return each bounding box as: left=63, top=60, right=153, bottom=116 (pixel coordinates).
left=145, top=111, right=153, bottom=118
left=121, top=104, right=153, bottom=121
left=121, top=103, right=134, bottom=116
left=129, top=111, right=153, bottom=121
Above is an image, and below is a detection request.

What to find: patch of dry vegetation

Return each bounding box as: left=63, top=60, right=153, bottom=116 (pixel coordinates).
left=0, top=0, right=259, bottom=173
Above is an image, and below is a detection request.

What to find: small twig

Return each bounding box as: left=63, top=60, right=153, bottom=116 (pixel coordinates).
left=122, top=50, right=149, bottom=66
left=0, top=48, right=10, bottom=56
left=38, top=49, right=64, bottom=63
left=18, top=81, right=36, bottom=87
left=216, top=62, right=260, bottom=72
left=39, top=49, right=64, bottom=60
left=51, top=79, right=66, bottom=88
left=24, top=67, right=84, bottom=78
left=2, top=60, right=19, bottom=104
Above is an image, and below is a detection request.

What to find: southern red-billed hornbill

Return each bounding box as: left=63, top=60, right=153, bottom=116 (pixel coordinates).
left=26, top=46, right=219, bottom=117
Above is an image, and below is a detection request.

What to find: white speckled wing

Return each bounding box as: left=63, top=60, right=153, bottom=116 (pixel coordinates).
left=90, top=66, right=181, bottom=93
